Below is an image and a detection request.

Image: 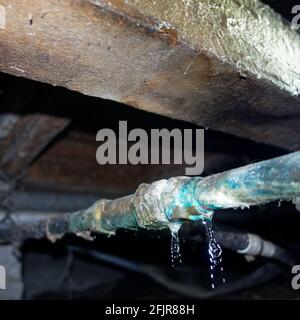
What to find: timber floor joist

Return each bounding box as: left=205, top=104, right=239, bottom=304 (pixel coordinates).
left=0, top=0, right=299, bottom=150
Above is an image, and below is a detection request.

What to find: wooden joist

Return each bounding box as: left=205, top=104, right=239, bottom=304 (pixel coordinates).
left=0, top=114, right=69, bottom=180
left=0, top=0, right=299, bottom=150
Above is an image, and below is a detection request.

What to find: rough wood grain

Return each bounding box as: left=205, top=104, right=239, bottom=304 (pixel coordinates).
left=0, top=0, right=299, bottom=150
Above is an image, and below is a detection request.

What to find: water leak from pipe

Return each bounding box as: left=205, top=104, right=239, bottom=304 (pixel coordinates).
left=169, top=222, right=182, bottom=269
left=202, top=219, right=226, bottom=289
left=168, top=218, right=225, bottom=289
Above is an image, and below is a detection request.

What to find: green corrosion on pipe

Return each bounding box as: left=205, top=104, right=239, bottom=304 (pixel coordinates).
left=57, top=151, right=300, bottom=238
left=194, top=151, right=300, bottom=210
left=1, top=152, right=299, bottom=243
left=2, top=152, right=299, bottom=244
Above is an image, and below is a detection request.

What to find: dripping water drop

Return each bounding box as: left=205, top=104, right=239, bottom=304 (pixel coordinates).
left=202, top=219, right=226, bottom=289
left=169, top=222, right=182, bottom=269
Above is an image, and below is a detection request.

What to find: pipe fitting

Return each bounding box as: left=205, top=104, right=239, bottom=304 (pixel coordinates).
left=130, top=176, right=213, bottom=230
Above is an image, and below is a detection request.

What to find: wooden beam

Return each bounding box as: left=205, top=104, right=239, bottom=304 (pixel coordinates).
left=0, top=114, right=69, bottom=180
left=23, top=131, right=238, bottom=196
left=0, top=0, right=299, bottom=150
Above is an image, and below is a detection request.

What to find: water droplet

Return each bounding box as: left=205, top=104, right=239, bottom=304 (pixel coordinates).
left=169, top=222, right=182, bottom=269
left=202, top=219, right=226, bottom=289
left=278, top=200, right=282, bottom=207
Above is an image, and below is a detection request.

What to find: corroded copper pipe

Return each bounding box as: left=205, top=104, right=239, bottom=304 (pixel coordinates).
left=1, top=152, right=300, bottom=243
